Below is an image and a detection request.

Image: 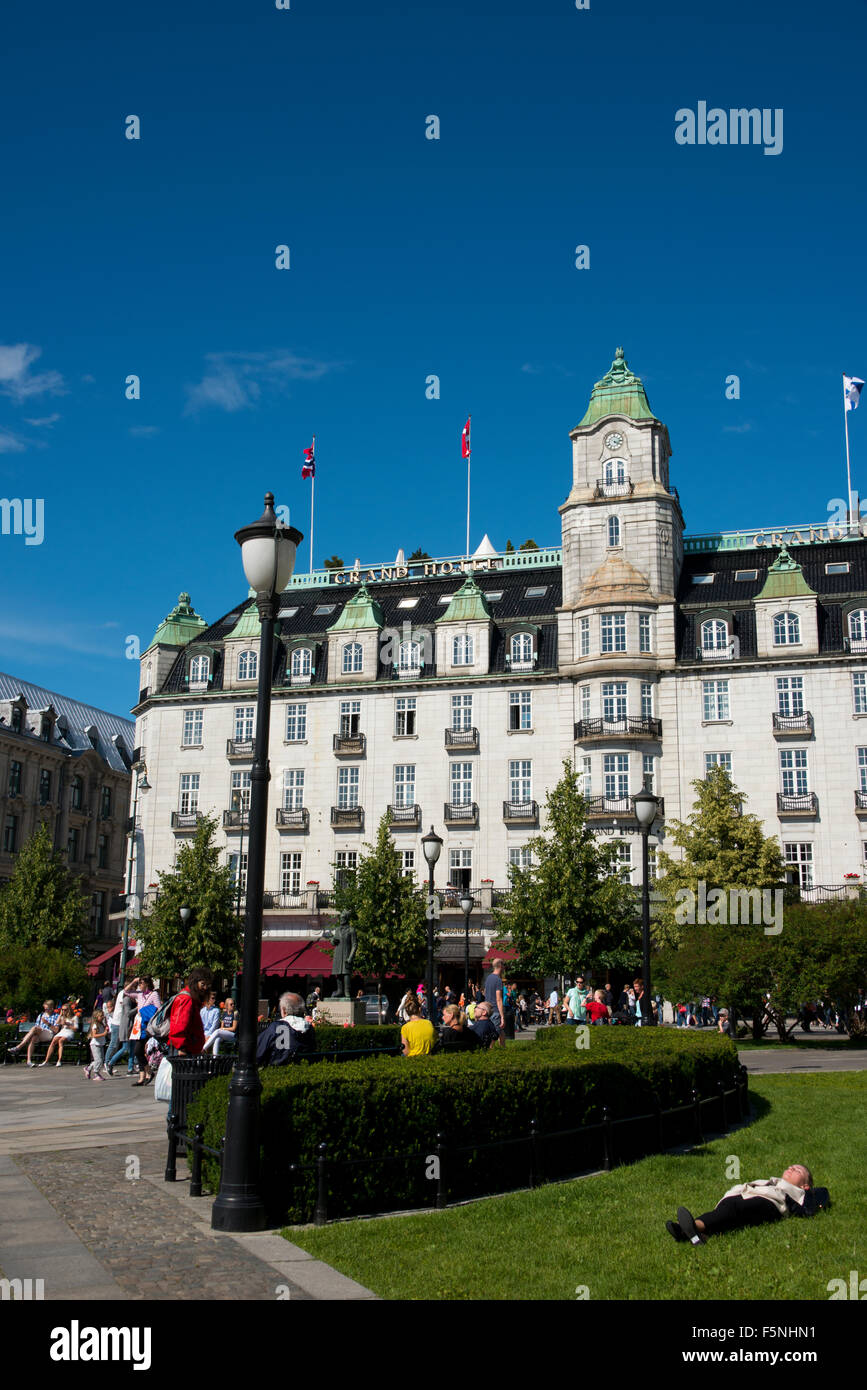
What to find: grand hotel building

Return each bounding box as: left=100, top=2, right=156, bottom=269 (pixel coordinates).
left=129, top=350, right=867, bottom=975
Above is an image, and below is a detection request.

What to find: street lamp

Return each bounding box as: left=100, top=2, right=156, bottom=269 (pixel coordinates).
left=212, top=493, right=302, bottom=1233
left=632, top=788, right=661, bottom=1026
left=459, top=891, right=473, bottom=1003
left=119, top=765, right=150, bottom=986
left=421, top=825, right=443, bottom=1019
left=179, top=906, right=192, bottom=926
left=231, top=788, right=246, bottom=1004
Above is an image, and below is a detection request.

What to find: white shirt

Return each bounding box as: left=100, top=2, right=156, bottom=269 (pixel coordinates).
left=112, top=993, right=125, bottom=1026
left=548, top=991, right=559, bottom=1006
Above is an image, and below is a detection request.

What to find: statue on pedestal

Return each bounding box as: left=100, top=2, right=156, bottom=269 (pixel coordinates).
left=327, top=910, right=357, bottom=999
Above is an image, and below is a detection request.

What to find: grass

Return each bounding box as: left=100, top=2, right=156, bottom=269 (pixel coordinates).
left=282, top=1072, right=866, bottom=1300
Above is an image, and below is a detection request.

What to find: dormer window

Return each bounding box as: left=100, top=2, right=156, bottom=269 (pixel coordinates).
left=701, top=618, right=729, bottom=653
left=238, top=649, right=258, bottom=681
left=290, top=647, right=313, bottom=685
left=773, top=612, right=800, bottom=646
left=189, top=655, right=210, bottom=685
left=398, top=640, right=422, bottom=674
left=849, top=610, right=867, bottom=648
left=10, top=705, right=22, bottom=733
left=86, top=724, right=99, bottom=749
left=40, top=716, right=51, bottom=742
left=607, top=515, right=621, bottom=548
left=509, top=633, right=535, bottom=671
left=342, top=641, right=363, bottom=674
left=453, top=634, right=474, bottom=666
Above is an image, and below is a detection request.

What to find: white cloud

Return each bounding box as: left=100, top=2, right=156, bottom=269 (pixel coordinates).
left=0, top=429, right=27, bottom=453
left=184, top=350, right=341, bottom=414
left=23, top=413, right=61, bottom=427
left=0, top=618, right=117, bottom=659
left=0, top=344, right=65, bottom=401
left=129, top=424, right=161, bottom=437
left=723, top=422, right=753, bottom=434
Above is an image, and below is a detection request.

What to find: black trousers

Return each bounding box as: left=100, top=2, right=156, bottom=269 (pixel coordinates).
left=698, top=1195, right=781, bottom=1236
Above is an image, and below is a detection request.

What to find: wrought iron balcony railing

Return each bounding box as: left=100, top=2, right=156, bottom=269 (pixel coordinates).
left=583, top=796, right=665, bottom=820
left=772, top=712, right=814, bottom=736
left=503, top=800, right=538, bottom=824
left=388, top=803, right=421, bottom=829
left=594, top=477, right=634, bottom=498
left=275, top=806, right=309, bottom=830
left=171, top=811, right=202, bottom=831
left=777, top=792, right=818, bottom=816
left=226, top=738, right=255, bottom=758
left=331, top=805, right=364, bottom=828
left=222, top=808, right=250, bottom=829
left=855, top=790, right=867, bottom=815
left=333, top=732, right=366, bottom=756
left=443, top=801, right=479, bottom=826
left=574, top=716, right=662, bottom=741
left=444, top=727, right=479, bottom=751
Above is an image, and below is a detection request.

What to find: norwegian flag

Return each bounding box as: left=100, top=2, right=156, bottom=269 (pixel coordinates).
left=461, top=416, right=471, bottom=459
left=301, top=442, right=315, bottom=479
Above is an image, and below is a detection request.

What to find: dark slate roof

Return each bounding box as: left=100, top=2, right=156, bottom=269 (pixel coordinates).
left=0, top=672, right=135, bottom=771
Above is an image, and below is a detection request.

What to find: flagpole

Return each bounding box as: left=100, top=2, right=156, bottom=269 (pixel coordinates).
left=466, top=416, right=471, bottom=560
left=845, top=378, right=855, bottom=534
left=309, top=433, right=316, bottom=573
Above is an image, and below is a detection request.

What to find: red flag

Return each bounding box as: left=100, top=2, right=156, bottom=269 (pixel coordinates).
left=461, top=416, right=471, bottom=459
left=301, top=442, right=315, bottom=480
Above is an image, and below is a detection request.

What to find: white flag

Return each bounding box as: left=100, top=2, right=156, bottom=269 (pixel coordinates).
left=844, top=375, right=864, bottom=411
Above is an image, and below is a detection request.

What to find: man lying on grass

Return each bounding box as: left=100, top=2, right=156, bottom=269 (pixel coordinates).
left=668, top=1164, right=831, bottom=1245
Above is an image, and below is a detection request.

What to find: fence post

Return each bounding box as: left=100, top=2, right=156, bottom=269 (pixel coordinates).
left=189, top=1122, right=205, bottom=1197
left=717, top=1080, right=727, bottom=1132
left=602, top=1106, right=613, bottom=1171
left=165, top=1111, right=179, bottom=1183
left=529, top=1119, right=538, bottom=1189
left=435, top=1132, right=447, bottom=1210
left=313, top=1143, right=328, bottom=1226
left=692, top=1088, right=704, bottom=1145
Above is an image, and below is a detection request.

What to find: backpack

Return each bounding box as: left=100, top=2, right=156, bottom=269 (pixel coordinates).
left=146, top=993, right=180, bottom=1044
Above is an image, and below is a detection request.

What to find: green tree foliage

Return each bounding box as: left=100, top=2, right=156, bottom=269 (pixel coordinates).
left=494, top=762, right=641, bottom=977
left=504, top=540, right=515, bottom=553
left=136, top=815, right=241, bottom=981
left=519, top=538, right=540, bottom=551
left=323, top=555, right=345, bottom=570
left=0, top=943, right=90, bottom=1016
left=0, top=821, right=89, bottom=951
left=653, top=767, right=784, bottom=949
left=408, top=548, right=431, bottom=562
left=332, top=813, right=428, bottom=992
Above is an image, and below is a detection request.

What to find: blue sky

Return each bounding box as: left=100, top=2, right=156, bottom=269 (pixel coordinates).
left=0, top=0, right=864, bottom=716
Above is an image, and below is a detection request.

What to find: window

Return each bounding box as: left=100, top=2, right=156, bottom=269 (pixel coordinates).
left=640, top=681, right=653, bottom=718
left=858, top=748, right=867, bottom=793
left=451, top=762, right=473, bottom=805
left=693, top=574, right=715, bottom=585
left=40, top=716, right=51, bottom=742
left=604, top=458, right=627, bottom=486
left=850, top=611, right=867, bottom=644
left=397, top=597, right=419, bottom=610
left=580, top=685, right=591, bottom=721
left=702, top=680, right=730, bottom=721
left=282, top=769, right=304, bottom=810
left=7, top=761, right=22, bottom=797
left=701, top=618, right=729, bottom=652
left=230, top=851, right=248, bottom=896
left=773, top=612, right=800, bottom=646
left=735, top=569, right=758, bottom=582
left=452, top=694, right=473, bottom=731
left=335, top=850, right=358, bottom=886
left=647, top=846, right=658, bottom=882
left=100, top=786, right=112, bottom=819
left=580, top=755, right=592, bottom=798
left=70, top=775, right=83, bottom=809
left=448, top=848, right=472, bottom=893
left=705, top=752, right=733, bottom=775
left=393, top=764, right=416, bottom=807
left=780, top=749, right=809, bottom=796
left=452, top=634, right=474, bottom=665
left=182, top=709, right=203, bottom=746
left=3, top=814, right=18, bottom=854
left=639, top=613, right=652, bottom=653
left=484, top=590, right=504, bottom=603
left=642, top=754, right=655, bottom=792
left=313, top=604, right=336, bottom=616
left=524, top=586, right=547, bottom=599
left=91, top=892, right=106, bottom=935
left=602, top=682, right=627, bottom=722
left=233, top=706, right=254, bottom=742
left=509, top=690, right=532, bottom=731
left=68, top=827, right=80, bottom=861
left=854, top=673, right=867, bottom=715
left=603, top=753, right=629, bottom=799
left=601, top=613, right=627, bottom=653
left=826, top=562, right=850, bottom=575
left=611, top=840, right=633, bottom=883
left=784, top=842, right=813, bottom=889
left=395, top=697, right=417, bottom=736
left=509, top=759, right=532, bottom=802
left=278, top=605, right=298, bottom=618
left=509, top=845, right=532, bottom=872
left=10, top=706, right=22, bottom=733
left=607, top=515, right=621, bottom=548
left=400, top=850, right=415, bottom=879
left=179, top=774, right=200, bottom=814
left=286, top=703, right=307, bottom=741
left=776, top=677, right=804, bottom=717
left=580, top=616, right=590, bottom=657
left=438, top=593, right=458, bottom=605
left=97, top=833, right=108, bottom=869
left=398, top=639, right=421, bottom=673
left=510, top=632, right=533, bottom=664
left=291, top=648, right=312, bottom=678
left=337, top=766, right=359, bottom=808
left=281, top=851, right=302, bottom=894
left=189, top=655, right=210, bottom=683
left=342, top=642, right=363, bottom=674
left=39, top=769, right=52, bottom=805
left=231, top=770, right=251, bottom=811
left=237, top=650, right=257, bottom=681
left=339, top=700, right=361, bottom=737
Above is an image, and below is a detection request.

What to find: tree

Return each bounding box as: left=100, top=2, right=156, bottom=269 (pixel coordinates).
left=323, top=555, right=344, bottom=570
left=494, top=762, right=641, bottom=977
left=135, top=816, right=241, bottom=982
left=519, top=538, right=540, bottom=551
left=0, top=943, right=89, bottom=1015
left=0, top=821, right=89, bottom=952
left=408, top=548, right=431, bottom=562
left=504, top=540, right=515, bottom=553
left=653, top=766, right=784, bottom=949
left=332, top=812, right=428, bottom=1006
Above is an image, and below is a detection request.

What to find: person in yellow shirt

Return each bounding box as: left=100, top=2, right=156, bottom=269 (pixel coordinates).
left=400, top=997, right=437, bottom=1057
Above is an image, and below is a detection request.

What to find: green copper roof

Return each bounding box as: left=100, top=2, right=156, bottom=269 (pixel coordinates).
left=756, top=545, right=815, bottom=600
left=436, top=573, right=493, bottom=624
left=145, top=592, right=208, bottom=651
left=224, top=601, right=261, bottom=642
left=327, top=582, right=384, bottom=631
left=576, top=347, right=657, bottom=428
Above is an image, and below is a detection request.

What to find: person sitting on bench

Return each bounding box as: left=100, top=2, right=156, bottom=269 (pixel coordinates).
left=667, top=1164, right=830, bottom=1244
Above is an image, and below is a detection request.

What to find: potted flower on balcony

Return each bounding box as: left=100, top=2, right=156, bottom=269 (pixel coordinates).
left=844, top=872, right=861, bottom=900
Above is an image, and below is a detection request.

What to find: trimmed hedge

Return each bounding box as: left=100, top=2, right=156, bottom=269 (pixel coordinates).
left=308, top=1024, right=401, bottom=1053
left=189, top=1032, right=741, bottom=1224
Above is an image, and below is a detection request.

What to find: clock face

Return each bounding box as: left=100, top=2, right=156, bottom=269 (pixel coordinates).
left=604, top=431, right=624, bottom=450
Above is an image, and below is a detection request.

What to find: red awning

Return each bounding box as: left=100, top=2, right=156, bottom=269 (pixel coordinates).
left=260, top=940, right=334, bottom=977
left=482, top=945, right=519, bottom=964
left=86, top=943, right=123, bottom=977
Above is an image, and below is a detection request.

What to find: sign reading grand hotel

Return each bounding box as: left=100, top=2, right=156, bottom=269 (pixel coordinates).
left=327, top=556, right=506, bottom=585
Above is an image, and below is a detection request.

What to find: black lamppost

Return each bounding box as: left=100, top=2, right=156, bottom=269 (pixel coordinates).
left=632, top=788, right=661, bottom=1026
left=119, top=764, right=149, bottom=986
left=231, top=788, right=246, bottom=1003
left=459, top=890, right=473, bottom=1002
left=421, top=825, right=443, bottom=1018
left=212, top=493, right=302, bottom=1232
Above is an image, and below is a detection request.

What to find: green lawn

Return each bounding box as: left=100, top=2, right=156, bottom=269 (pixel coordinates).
left=283, top=1072, right=864, bottom=1300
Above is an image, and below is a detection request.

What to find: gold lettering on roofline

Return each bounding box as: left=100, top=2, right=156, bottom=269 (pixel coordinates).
left=326, top=557, right=503, bottom=585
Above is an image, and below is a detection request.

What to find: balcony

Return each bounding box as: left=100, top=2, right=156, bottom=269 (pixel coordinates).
left=171, top=811, right=202, bottom=831
left=503, top=799, right=538, bottom=825
left=223, top=808, right=250, bottom=830
left=846, top=638, right=867, bottom=655
left=333, top=732, right=366, bottom=756
left=777, top=793, right=818, bottom=817
left=444, top=727, right=479, bottom=752
left=288, top=668, right=314, bottom=687
left=855, top=791, right=867, bottom=817
left=574, top=716, right=662, bottom=742
left=772, top=712, right=814, bottom=738
left=505, top=654, right=537, bottom=673
left=262, top=890, right=306, bottom=910
left=594, top=478, right=634, bottom=498
left=584, top=796, right=665, bottom=821
left=275, top=806, right=309, bottom=831
left=331, top=806, right=364, bottom=829
left=226, top=738, right=255, bottom=759
left=391, top=663, right=423, bottom=680
left=700, top=644, right=735, bottom=662
left=388, top=803, right=421, bottom=830
left=443, top=801, right=479, bottom=827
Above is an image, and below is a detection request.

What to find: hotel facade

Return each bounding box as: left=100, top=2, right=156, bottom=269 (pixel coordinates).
left=128, top=350, right=867, bottom=977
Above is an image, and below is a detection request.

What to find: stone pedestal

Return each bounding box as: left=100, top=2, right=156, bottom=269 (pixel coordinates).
left=315, top=998, right=366, bottom=1027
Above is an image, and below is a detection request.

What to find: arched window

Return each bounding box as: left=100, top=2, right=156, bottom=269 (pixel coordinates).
left=189, top=655, right=210, bottom=683
left=849, top=610, right=867, bottom=643
left=603, top=458, right=627, bottom=486
left=342, top=641, right=363, bottom=674
left=398, top=640, right=421, bottom=672
left=510, top=632, right=533, bottom=664
left=453, top=634, right=474, bottom=665
left=607, top=515, right=621, bottom=548
left=701, top=619, right=728, bottom=652
left=773, top=612, right=800, bottom=646
left=238, top=649, right=258, bottom=680
left=291, top=647, right=312, bottom=677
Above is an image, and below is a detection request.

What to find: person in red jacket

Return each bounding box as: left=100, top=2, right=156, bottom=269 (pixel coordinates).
left=168, top=968, right=213, bottom=1055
